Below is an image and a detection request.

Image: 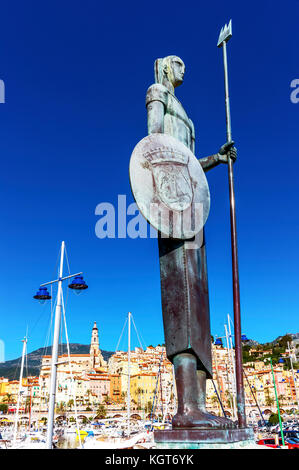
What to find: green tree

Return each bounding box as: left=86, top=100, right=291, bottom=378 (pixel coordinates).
left=3, top=393, right=13, bottom=404
left=67, top=399, right=74, bottom=411
left=268, top=413, right=283, bottom=425
left=0, top=403, right=8, bottom=413
left=58, top=402, right=65, bottom=412
left=278, top=335, right=293, bottom=349
left=265, top=388, right=274, bottom=407
left=96, top=404, right=107, bottom=419
left=278, top=394, right=285, bottom=406
left=210, top=395, right=219, bottom=406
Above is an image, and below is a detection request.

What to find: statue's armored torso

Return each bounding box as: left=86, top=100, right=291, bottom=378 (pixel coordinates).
left=145, top=79, right=212, bottom=378
left=146, top=83, right=195, bottom=150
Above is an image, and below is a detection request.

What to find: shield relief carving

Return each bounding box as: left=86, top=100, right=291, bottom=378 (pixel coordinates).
left=129, top=134, right=210, bottom=240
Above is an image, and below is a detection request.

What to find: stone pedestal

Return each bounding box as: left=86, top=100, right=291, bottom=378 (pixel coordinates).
left=154, top=428, right=258, bottom=449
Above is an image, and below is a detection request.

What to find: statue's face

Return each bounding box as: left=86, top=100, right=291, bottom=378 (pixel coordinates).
left=170, top=57, right=185, bottom=88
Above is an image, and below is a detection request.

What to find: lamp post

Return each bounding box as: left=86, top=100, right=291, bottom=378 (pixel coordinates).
left=33, top=241, right=88, bottom=449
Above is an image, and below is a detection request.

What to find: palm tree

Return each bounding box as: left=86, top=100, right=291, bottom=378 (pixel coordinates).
left=3, top=393, right=13, bottom=404
left=210, top=394, right=219, bottom=406
left=58, top=402, right=65, bottom=412
left=67, top=399, right=74, bottom=411
left=278, top=394, right=285, bottom=406
left=265, top=388, right=274, bottom=407
left=96, top=404, right=107, bottom=419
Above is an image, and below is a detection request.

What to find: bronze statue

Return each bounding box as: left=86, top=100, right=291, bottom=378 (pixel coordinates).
left=145, top=55, right=236, bottom=429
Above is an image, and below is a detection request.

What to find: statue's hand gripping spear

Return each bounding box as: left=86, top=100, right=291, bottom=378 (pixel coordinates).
left=217, top=20, right=246, bottom=429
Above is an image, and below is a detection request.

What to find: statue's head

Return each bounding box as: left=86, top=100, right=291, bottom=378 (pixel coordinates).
left=155, top=56, right=185, bottom=90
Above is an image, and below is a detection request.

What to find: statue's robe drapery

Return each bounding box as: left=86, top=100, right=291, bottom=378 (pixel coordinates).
left=146, top=83, right=212, bottom=378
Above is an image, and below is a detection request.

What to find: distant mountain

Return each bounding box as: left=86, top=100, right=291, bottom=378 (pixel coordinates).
left=244, top=339, right=260, bottom=347
left=271, top=333, right=299, bottom=345
left=0, top=344, right=114, bottom=381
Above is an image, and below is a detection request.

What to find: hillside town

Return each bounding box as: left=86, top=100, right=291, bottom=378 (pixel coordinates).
left=0, top=323, right=298, bottom=425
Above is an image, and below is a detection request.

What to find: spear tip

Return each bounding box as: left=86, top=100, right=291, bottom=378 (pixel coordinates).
left=217, top=19, right=232, bottom=47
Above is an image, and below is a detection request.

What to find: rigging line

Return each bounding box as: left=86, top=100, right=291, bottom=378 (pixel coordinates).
left=243, top=367, right=266, bottom=426
left=42, top=290, right=56, bottom=359
left=211, top=378, right=227, bottom=418
left=52, top=246, right=61, bottom=280
left=115, top=317, right=128, bottom=352
left=131, top=315, right=145, bottom=351
left=64, top=245, right=71, bottom=276
left=29, top=297, right=50, bottom=337
left=137, top=328, right=147, bottom=352
left=61, top=289, right=83, bottom=448
left=12, top=354, right=22, bottom=381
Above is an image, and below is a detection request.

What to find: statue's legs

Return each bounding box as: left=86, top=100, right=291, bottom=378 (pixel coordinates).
left=172, top=352, right=235, bottom=428
left=158, top=232, right=235, bottom=428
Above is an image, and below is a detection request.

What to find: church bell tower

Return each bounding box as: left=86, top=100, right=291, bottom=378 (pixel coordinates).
left=89, top=321, right=106, bottom=369
left=90, top=321, right=100, bottom=355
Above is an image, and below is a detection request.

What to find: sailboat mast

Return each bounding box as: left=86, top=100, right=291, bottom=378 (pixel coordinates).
left=227, top=315, right=238, bottom=419
left=224, top=324, right=236, bottom=420
left=46, top=241, right=65, bottom=449
left=13, top=336, right=27, bottom=445
left=127, top=312, right=131, bottom=437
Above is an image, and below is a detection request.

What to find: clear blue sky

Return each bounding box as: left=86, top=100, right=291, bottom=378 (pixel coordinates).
left=1, top=1, right=298, bottom=360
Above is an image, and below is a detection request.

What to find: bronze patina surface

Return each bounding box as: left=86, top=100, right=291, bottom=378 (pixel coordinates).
left=130, top=55, right=238, bottom=433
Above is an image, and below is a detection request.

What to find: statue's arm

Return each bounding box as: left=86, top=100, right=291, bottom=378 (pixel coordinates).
left=199, top=142, right=237, bottom=173
left=199, top=154, right=222, bottom=172
left=146, top=84, right=167, bottom=135
left=147, top=101, right=164, bottom=134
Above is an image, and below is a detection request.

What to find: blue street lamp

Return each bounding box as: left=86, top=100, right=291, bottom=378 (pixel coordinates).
left=68, top=275, right=88, bottom=294
left=33, top=286, right=51, bottom=304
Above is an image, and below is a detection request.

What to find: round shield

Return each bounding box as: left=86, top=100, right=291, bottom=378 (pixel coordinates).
left=129, top=133, right=210, bottom=239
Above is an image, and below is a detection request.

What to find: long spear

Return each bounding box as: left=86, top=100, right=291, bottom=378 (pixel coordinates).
left=217, top=20, right=246, bottom=428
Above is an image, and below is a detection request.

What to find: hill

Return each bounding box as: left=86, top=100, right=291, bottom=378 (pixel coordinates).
left=0, top=344, right=114, bottom=380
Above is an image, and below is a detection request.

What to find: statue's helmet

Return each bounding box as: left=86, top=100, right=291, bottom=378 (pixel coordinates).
left=154, top=55, right=185, bottom=87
